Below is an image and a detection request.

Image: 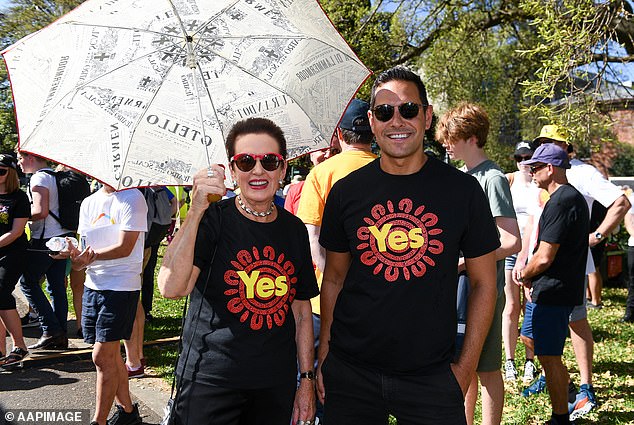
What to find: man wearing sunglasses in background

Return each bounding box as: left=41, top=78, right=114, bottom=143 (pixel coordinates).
left=516, top=125, right=630, bottom=420
left=317, top=67, right=499, bottom=424
left=514, top=143, right=589, bottom=425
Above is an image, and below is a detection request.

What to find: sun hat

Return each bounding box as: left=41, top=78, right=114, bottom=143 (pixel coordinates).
left=521, top=143, right=570, bottom=169
left=532, top=124, right=568, bottom=145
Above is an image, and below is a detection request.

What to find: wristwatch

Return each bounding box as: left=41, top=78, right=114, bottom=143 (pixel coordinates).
left=594, top=232, right=603, bottom=241
left=299, top=371, right=315, bottom=381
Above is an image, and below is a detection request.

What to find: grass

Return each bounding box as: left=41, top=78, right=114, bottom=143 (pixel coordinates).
left=73, top=247, right=633, bottom=424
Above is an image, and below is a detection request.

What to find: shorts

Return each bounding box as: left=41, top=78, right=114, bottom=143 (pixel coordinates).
left=477, top=293, right=504, bottom=372
left=521, top=302, right=573, bottom=356
left=0, top=250, right=27, bottom=310
left=505, top=254, right=517, bottom=270
left=82, top=287, right=139, bottom=344
left=322, top=352, right=466, bottom=425
left=172, top=376, right=295, bottom=425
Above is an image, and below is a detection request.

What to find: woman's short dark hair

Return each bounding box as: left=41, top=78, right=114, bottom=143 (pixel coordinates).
left=370, top=67, right=429, bottom=109
left=225, top=118, right=287, bottom=159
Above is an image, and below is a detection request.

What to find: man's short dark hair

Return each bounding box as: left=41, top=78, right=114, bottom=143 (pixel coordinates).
left=340, top=129, right=373, bottom=145
left=370, top=67, right=429, bottom=109
left=225, top=117, right=287, bottom=159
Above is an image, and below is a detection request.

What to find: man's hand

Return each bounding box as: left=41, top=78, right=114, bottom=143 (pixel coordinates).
left=70, top=246, right=97, bottom=270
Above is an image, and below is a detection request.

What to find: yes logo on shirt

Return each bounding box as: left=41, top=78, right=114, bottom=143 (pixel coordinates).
left=357, top=198, right=444, bottom=282
left=224, top=245, right=297, bottom=331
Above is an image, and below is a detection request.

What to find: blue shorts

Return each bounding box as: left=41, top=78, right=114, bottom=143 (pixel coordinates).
left=505, top=254, right=517, bottom=270
left=82, top=287, right=139, bottom=344
left=520, top=302, right=573, bottom=356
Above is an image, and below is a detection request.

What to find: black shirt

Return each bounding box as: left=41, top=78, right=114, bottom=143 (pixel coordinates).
left=320, top=158, right=500, bottom=374
left=532, top=184, right=589, bottom=306
left=177, top=199, right=319, bottom=388
left=0, top=189, right=30, bottom=256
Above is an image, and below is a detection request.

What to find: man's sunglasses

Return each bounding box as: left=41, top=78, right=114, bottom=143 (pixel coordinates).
left=230, top=153, right=284, bottom=172
left=515, top=155, right=532, bottom=162
left=372, top=102, right=426, bottom=122
left=529, top=163, right=548, bottom=174
left=0, top=169, right=8, bottom=176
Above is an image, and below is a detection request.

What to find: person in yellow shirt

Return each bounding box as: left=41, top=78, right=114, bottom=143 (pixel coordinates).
left=295, top=99, right=376, bottom=421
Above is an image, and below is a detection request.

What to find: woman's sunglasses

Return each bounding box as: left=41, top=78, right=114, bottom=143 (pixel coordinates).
left=230, top=153, right=284, bottom=172
left=0, top=169, right=8, bottom=176
left=372, top=102, right=426, bottom=122
left=514, top=155, right=532, bottom=162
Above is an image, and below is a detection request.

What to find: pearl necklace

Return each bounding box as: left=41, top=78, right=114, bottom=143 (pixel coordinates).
left=237, top=195, right=274, bottom=217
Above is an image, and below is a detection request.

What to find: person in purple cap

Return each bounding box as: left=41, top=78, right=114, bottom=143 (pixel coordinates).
left=513, top=143, right=589, bottom=425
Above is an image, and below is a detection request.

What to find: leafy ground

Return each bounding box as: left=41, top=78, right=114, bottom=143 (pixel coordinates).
left=75, top=251, right=632, bottom=424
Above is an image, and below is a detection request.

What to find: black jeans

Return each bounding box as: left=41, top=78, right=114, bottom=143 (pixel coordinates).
left=322, top=352, right=466, bottom=425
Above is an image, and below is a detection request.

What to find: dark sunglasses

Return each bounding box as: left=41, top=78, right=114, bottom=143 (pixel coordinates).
left=515, top=155, right=532, bottom=162
left=230, top=153, right=284, bottom=172
left=0, top=169, right=7, bottom=176
left=372, top=102, right=426, bottom=122
left=529, top=163, right=548, bottom=174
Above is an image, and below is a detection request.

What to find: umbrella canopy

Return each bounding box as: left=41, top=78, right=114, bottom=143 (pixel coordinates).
left=2, top=0, right=370, bottom=189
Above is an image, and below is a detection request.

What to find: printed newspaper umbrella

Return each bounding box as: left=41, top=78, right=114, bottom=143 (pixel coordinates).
left=2, top=0, right=370, bottom=189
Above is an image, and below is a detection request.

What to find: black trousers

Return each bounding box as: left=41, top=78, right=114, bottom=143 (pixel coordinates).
left=322, top=352, right=466, bottom=425
left=172, top=377, right=296, bottom=425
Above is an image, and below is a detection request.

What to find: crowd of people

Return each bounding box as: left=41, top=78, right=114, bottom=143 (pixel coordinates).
left=1, top=66, right=633, bottom=425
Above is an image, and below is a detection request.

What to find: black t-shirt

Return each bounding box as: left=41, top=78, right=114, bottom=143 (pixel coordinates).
left=0, top=190, right=30, bottom=256
left=177, top=199, right=319, bottom=388
left=319, top=158, right=500, bottom=374
left=531, top=184, right=589, bottom=306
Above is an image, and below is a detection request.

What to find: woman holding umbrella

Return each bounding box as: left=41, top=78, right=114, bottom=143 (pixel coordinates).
left=159, top=117, right=318, bottom=424
left=0, top=154, right=31, bottom=369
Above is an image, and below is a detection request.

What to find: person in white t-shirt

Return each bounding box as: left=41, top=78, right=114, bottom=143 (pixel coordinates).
left=64, top=184, right=147, bottom=425
left=16, top=151, right=73, bottom=350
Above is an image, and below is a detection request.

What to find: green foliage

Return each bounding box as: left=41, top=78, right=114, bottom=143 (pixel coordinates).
left=319, top=0, right=408, bottom=99
left=609, top=141, right=634, bottom=176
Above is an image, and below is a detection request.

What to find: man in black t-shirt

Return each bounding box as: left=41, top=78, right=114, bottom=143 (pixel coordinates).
left=316, top=67, right=500, bottom=424
left=515, top=143, right=589, bottom=425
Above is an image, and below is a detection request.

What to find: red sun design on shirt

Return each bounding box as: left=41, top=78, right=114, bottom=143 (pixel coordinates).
left=357, top=198, right=444, bottom=282
left=224, top=246, right=297, bottom=331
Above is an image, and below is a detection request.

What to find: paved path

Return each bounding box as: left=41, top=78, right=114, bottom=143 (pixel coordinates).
left=0, top=290, right=171, bottom=425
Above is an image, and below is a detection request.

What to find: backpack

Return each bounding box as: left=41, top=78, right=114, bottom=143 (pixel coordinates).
left=40, top=169, right=91, bottom=232
left=141, top=187, right=174, bottom=247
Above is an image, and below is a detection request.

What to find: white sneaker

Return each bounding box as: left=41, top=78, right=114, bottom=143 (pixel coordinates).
left=504, top=359, right=517, bottom=382
left=522, top=360, right=538, bottom=385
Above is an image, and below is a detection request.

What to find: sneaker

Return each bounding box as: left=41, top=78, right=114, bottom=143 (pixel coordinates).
left=587, top=302, right=603, bottom=310
left=20, top=312, right=39, bottom=328
left=569, top=384, right=597, bottom=421
left=126, top=363, right=145, bottom=379
left=522, top=360, right=538, bottom=385
left=106, top=403, right=142, bottom=425
left=522, top=374, right=547, bottom=397
left=504, top=359, right=517, bottom=382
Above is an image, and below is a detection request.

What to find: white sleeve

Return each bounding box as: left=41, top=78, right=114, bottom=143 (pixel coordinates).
left=586, top=167, right=623, bottom=208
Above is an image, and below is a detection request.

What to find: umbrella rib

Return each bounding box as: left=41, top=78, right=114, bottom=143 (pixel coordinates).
left=117, top=56, right=189, bottom=186
left=61, top=21, right=185, bottom=41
